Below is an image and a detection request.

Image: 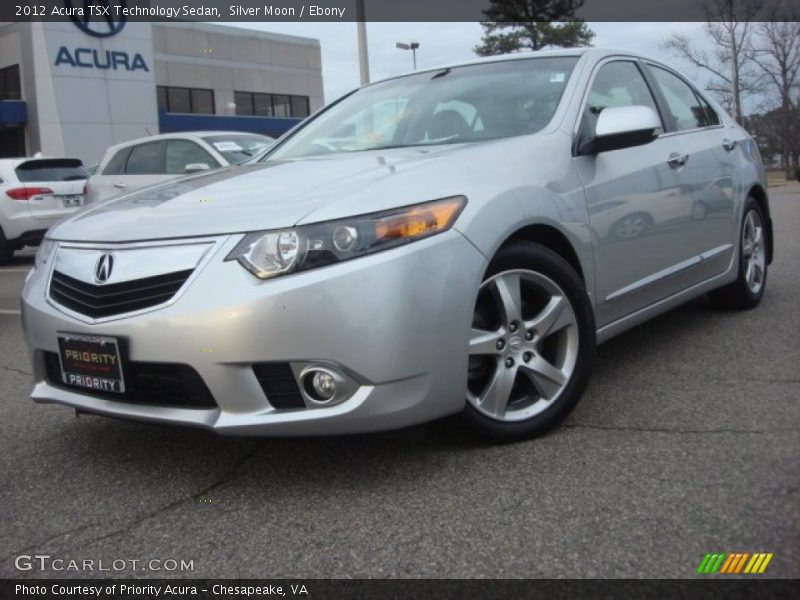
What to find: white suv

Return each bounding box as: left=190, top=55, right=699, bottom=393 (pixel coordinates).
left=87, top=131, right=273, bottom=204
left=0, top=157, right=87, bottom=264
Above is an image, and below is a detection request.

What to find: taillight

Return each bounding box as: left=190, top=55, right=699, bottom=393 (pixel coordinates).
left=5, top=187, right=54, bottom=200
left=82, top=182, right=88, bottom=196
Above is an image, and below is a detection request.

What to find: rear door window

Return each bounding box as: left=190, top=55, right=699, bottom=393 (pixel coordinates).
left=649, top=66, right=713, bottom=131
left=101, top=147, right=131, bottom=175
left=125, top=142, right=164, bottom=174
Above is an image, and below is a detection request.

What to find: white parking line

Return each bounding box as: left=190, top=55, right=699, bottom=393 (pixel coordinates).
left=0, top=309, right=21, bottom=315
left=0, top=269, right=32, bottom=274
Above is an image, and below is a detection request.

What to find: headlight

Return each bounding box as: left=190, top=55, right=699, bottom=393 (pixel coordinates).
left=227, top=196, right=466, bottom=280
left=34, top=238, right=56, bottom=269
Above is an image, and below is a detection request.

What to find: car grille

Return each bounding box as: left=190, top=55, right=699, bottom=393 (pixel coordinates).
left=44, top=351, right=217, bottom=409
left=253, top=362, right=305, bottom=409
left=49, top=268, right=193, bottom=319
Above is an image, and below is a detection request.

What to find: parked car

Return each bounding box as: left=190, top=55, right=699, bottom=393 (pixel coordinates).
left=87, top=131, right=273, bottom=203
left=22, top=49, right=772, bottom=441
left=0, top=157, right=88, bottom=264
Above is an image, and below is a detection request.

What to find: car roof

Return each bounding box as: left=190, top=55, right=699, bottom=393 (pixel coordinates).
left=367, top=47, right=664, bottom=87
left=102, top=131, right=271, bottom=155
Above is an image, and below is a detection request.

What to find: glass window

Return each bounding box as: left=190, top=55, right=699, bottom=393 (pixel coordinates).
left=650, top=66, right=710, bottom=131
left=156, top=86, right=167, bottom=112
left=191, top=89, right=214, bottom=114
left=167, top=87, right=191, bottom=113
left=202, top=134, right=273, bottom=164
left=290, top=95, right=310, bottom=117
left=696, top=93, right=720, bottom=126
left=125, top=142, right=163, bottom=174
left=269, top=57, right=578, bottom=159
left=272, top=94, right=290, bottom=117
left=254, top=93, right=273, bottom=116
left=235, top=91, right=254, bottom=116
left=164, top=140, right=218, bottom=173
left=102, top=148, right=131, bottom=175
left=0, top=65, right=21, bottom=100
left=578, top=61, right=661, bottom=150
left=15, top=159, right=87, bottom=182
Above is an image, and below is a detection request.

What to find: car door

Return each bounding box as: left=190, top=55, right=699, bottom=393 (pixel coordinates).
left=88, top=141, right=171, bottom=203
left=645, top=64, right=737, bottom=282
left=572, top=59, right=695, bottom=327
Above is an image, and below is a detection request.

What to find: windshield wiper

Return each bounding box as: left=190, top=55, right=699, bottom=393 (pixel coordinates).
left=431, top=68, right=451, bottom=80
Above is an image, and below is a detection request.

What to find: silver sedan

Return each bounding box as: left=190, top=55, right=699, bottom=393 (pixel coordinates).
left=21, top=48, right=772, bottom=441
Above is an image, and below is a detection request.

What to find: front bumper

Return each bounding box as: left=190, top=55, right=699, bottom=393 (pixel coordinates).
left=21, top=231, right=486, bottom=435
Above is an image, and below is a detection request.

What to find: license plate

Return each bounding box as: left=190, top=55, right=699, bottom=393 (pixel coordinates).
left=62, top=195, right=82, bottom=208
left=57, top=333, right=125, bottom=394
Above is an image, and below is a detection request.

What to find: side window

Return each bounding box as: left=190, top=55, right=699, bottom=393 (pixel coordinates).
left=164, top=140, right=218, bottom=174
left=125, top=142, right=164, bottom=175
left=650, top=66, right=711, bottom=131
left=580, top=61, right=661, bottom=144
left=101, top=148, right=131, bottom=175
left=696, top=93, right=720, bottom=126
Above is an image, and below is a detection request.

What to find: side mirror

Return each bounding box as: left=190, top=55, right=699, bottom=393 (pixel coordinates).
left=184, top=163, right=211, bottom=173
left=582, top=105, right=661, bottom=155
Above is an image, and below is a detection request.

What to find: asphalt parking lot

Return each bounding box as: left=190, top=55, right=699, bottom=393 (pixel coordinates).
left=1, top=187, right=798, bottom=580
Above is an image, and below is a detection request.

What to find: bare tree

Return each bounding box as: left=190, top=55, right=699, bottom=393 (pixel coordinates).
left=661, top=0, right=763, bottom=123
left=751, top=4, right=800, bottom=176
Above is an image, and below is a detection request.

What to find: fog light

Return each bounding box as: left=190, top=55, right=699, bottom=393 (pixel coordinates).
left=311, top=370, right=336, bottom=400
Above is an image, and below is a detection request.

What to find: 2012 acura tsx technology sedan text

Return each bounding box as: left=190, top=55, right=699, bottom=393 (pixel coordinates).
left=21, top=49, right=773, bottom=441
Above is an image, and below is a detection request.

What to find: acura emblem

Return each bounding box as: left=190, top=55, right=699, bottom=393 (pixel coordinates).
left=65, top=0, right=127, bottom=38
left=95, top=254, right=115, bottom=283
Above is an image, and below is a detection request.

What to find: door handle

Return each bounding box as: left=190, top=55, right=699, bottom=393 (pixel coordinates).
left=113, top=182, right=127, bottom=189
left=722, top=139, right=737, bottom=152
left=667, top=153, right=689, bottom=169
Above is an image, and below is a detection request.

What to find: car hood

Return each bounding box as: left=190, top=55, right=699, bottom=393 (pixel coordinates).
left=49, top=141, right=508, bottom=242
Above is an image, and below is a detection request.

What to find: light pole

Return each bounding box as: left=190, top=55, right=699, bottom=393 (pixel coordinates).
left=356, top=0, right=370, bottom=85
left=396, top=41, right=420, bottom=70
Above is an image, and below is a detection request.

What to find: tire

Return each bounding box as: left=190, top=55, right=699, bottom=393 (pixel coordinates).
left=708, top=197, right=768, bottom=310
left=0, top=227, right=14, bottom=266
left=461, top=241, right=595, bottom=442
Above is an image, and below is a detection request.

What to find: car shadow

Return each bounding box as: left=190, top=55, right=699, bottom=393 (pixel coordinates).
left=48, top=295, right=729, bottom=494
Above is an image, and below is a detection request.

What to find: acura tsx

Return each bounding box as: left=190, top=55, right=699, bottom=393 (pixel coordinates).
left=21, top=48, right=772, bottom=441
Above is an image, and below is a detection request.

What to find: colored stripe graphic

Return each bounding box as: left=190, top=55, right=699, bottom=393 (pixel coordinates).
left=702, top=552, right=774, bottom=575
left=719, top=553, right=735, bottom=574
left=758, top=553, right=773, bottom=573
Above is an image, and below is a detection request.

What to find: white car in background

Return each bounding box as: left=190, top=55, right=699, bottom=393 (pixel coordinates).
left=0, top=157, right=88, bottom=264
left=87, top=131, right=274, bottom=204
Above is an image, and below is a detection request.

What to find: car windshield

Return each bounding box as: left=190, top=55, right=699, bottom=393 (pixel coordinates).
left=202, top=134, right=273, bottom=164
left=267, top=57, right=578, bottom=160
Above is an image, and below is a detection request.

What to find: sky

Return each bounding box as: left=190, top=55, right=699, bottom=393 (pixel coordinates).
left=226, top=21, right=712, bottom=103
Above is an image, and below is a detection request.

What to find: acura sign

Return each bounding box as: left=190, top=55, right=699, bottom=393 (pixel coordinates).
left=64, top=0, right=127, bottom=38
left=54, top=0, right=149, bottom=72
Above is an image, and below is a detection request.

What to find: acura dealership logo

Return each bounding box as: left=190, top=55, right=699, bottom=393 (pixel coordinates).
left=65, top=0, right=127, bottom=38
left=95, top=254, right=115, bottom=283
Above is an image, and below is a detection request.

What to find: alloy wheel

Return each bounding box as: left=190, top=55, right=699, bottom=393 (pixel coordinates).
left=742, top=209, right=766, bottom=295
left=467, top=269, right=579, bottom=422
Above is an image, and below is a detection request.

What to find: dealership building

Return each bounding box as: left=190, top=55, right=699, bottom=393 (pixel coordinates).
left=0, top=19, right=323, bottom=163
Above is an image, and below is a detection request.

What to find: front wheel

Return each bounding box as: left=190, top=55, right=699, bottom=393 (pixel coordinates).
left=461, top=242, right=595, bottom=442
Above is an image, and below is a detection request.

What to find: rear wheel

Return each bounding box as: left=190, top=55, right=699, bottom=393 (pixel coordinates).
left=708, top=197, right=768, bottom=310
left=0, top=228, right=14, bottom=265
left=461, top=242, right=595, bottom=442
